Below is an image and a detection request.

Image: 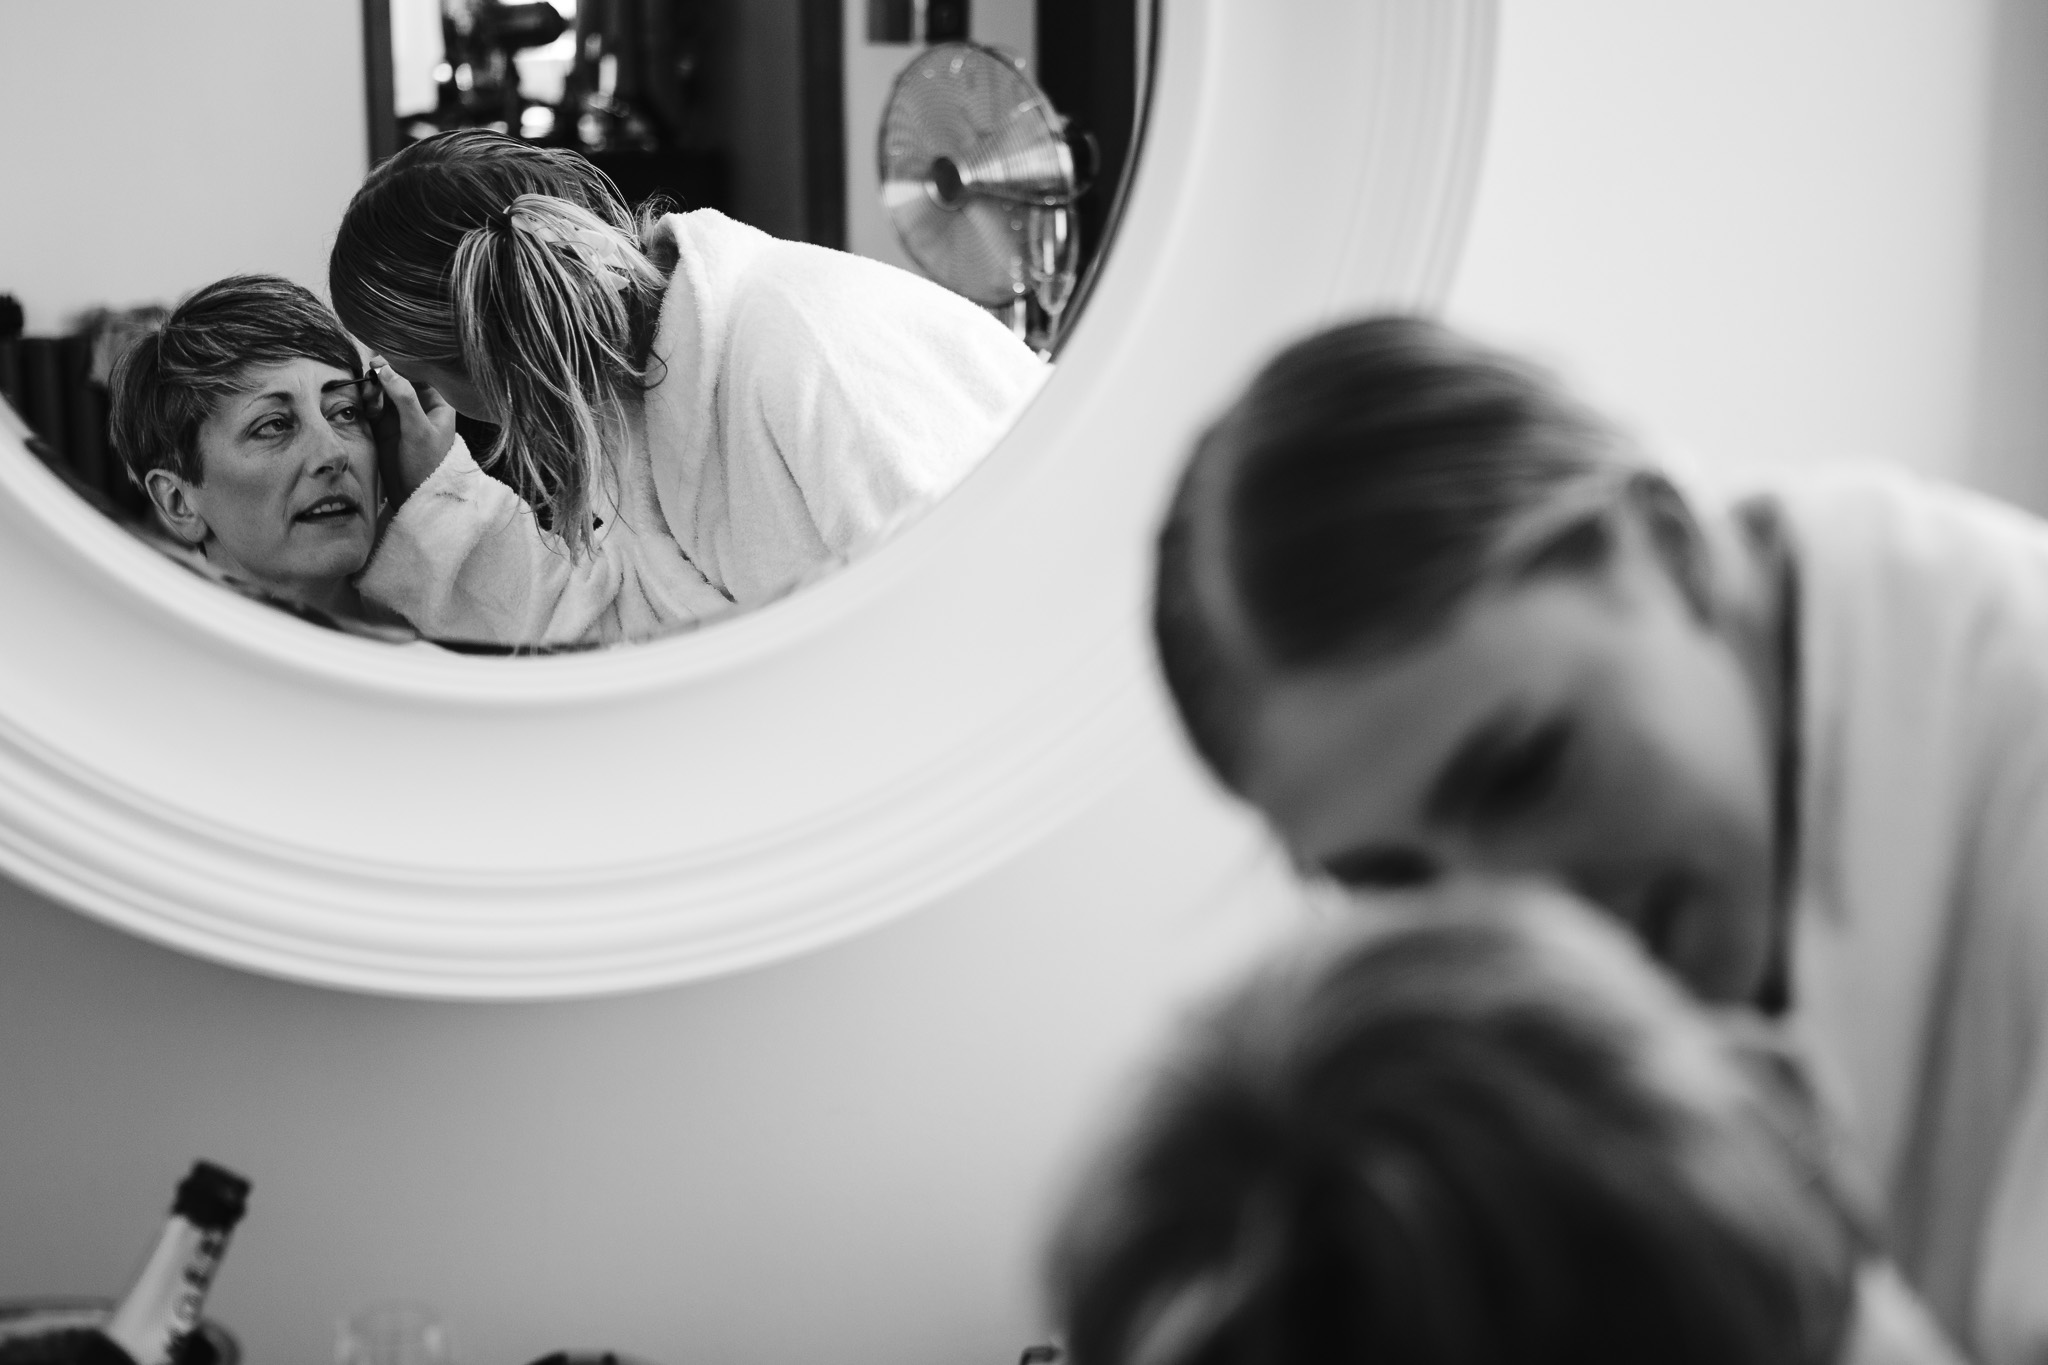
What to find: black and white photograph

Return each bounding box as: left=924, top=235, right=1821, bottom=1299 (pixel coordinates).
left=0, top=2, right=2042, bottom=1363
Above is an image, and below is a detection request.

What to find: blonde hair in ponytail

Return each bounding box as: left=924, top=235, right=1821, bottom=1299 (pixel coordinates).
left=329, top=130, right=678, bottom=558
left=449, top=193, right=666, bottom=555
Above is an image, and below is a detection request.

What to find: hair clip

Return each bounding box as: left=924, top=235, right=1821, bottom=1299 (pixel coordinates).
left=501, top=209, right=630, bottom=295
left=565, top=227, right=631, bottom=295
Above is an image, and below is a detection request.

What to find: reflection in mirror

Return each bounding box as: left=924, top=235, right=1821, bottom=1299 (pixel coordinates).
left=0, top=0, right=1150, bottom=653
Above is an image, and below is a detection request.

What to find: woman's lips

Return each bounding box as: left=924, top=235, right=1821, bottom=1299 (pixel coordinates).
left=293, top=495, right=362, bottom=524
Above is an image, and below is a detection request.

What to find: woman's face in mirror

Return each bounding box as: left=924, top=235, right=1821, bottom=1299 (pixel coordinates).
left=150, top=359, right=380, bottom=597
left=1241, top=518, right=1780, bottom=1003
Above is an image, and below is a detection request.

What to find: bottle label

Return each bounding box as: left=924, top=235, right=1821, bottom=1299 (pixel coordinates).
left=168, top=1228, right=227, bottom=1342
left=103, top=1220, right=228, bottom=1365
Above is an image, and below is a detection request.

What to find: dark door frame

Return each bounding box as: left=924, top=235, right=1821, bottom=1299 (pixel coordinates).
left=359, top=0, right=845, bottom=248
left=1035, top=0, right=1157, bottom=345
left=362, top=0, right=398, bottom=166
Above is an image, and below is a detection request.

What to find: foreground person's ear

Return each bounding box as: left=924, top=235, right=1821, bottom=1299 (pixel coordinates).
left=1627, top=471, right=1717, bottom=620
left=141, top=469, right=209, bottom=547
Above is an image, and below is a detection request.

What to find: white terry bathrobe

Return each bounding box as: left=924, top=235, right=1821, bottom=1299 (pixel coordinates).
left=1738, top=465, right=2048, bottom=1365
left=358, top=210, right=1047, bottom=645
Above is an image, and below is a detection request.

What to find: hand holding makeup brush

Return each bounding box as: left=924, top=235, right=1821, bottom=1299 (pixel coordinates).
left=363, top=357, right=458, bottom=507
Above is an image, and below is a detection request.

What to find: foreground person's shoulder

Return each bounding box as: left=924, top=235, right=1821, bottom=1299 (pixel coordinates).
left=1762, top=459, right=2048, bottom=565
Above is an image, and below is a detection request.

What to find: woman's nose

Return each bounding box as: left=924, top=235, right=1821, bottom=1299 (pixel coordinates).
left=308, top=425, right=351, bottom=477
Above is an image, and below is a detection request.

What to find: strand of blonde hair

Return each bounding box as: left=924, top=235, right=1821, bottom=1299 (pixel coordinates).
left=449, top=192, right=667, bottom=556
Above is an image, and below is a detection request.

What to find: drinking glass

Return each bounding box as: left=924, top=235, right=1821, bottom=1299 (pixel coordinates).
left=336, top=1302, right=451, bottom=1365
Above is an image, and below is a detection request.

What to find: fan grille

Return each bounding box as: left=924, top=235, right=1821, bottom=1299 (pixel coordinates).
left=878, top=43, right=1073, bottom=307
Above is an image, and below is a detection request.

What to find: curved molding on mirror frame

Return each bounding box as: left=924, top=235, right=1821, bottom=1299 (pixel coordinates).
left=0, top=0, right=1498, bottom=998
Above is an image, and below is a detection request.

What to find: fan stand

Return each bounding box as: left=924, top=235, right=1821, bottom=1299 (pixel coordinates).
left=998, top=289, right=1068, bottom=357
left=1001, top=296, right=1031, bottom=344
left=999, top=204, right=1078, bottom=356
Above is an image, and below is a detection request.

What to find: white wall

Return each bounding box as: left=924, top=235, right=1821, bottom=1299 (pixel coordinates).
left=1448, top=1, right=2007, bottom=488
left=8, top=3, right=2048, bottom=1363
left=0, top=0, right=367, bottom=331
left=0, top=723, right=1287, bottom=1365
left=1963, top=0, right=2048, bottom=509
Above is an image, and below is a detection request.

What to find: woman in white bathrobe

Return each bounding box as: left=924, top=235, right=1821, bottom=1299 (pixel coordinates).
left=1151, top=316, right=2048, bottom=1364
left=329, top=129, right=1045, bottom=646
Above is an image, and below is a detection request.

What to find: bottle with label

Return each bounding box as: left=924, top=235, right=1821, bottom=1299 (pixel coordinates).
left=80, top=1162, right=252, bottom=1365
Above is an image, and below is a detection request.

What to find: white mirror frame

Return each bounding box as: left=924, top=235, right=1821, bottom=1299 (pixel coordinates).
left=0, top=0, right=1496, bottom=998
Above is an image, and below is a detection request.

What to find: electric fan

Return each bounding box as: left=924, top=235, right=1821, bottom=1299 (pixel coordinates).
left=878, top=42, right=1084, bottom=350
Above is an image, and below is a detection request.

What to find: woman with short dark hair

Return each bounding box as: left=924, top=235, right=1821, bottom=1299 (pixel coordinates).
left=1150, top=316, right=2048, bottom=1360
left=109, top=274, right=386, bottom=625
left=1050, top=895, right=1961, bottom=1365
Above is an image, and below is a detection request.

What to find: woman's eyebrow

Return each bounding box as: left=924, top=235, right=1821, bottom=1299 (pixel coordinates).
left=1422, top=711, right=1525, bottom=824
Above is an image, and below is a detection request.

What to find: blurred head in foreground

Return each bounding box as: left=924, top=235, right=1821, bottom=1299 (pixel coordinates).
left=1151, top=316, right=1787, bottom=1005
left=1049, top=894, right=1875, bottom=1365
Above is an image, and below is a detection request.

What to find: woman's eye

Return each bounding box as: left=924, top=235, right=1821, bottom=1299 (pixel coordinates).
left=252, top=416, right=292, bottom=439
left=1472, top=720, right=1573, bottom=823
left=330, top=403, right=363, bottom=424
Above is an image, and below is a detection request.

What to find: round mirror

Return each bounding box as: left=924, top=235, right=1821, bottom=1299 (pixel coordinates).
left=11, top=0, right=1147, bottom=651
left=0, top=0, right=1496, bottom=996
